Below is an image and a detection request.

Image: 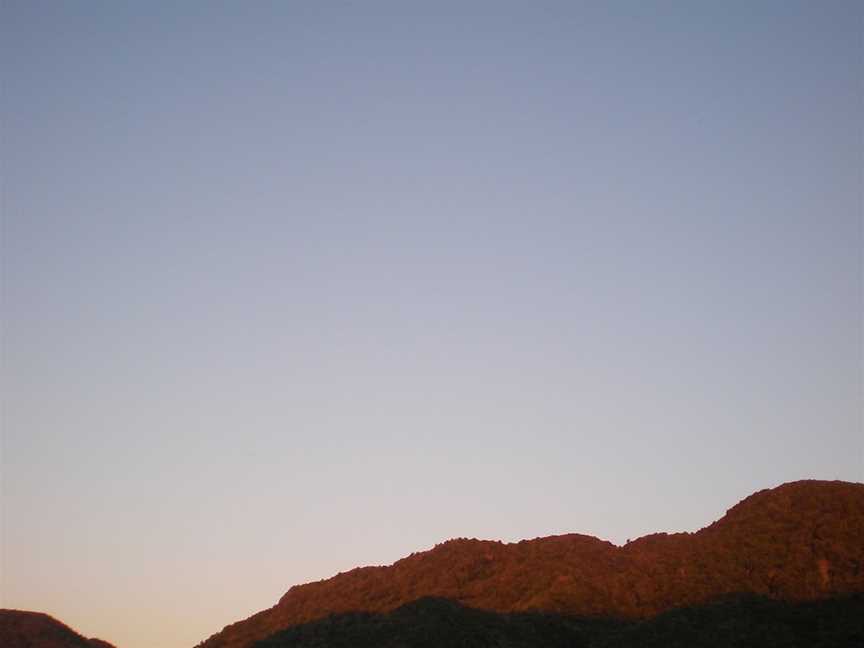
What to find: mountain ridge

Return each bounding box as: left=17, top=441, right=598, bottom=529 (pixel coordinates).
left=198, top=479, right=864, bottom=648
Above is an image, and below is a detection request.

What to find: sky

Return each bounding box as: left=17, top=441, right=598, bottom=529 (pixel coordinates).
left=1, top=1, right=861, bottom=647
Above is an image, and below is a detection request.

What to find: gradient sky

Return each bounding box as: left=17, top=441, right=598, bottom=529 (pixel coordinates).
left=1, top=2, right=862, bottom=647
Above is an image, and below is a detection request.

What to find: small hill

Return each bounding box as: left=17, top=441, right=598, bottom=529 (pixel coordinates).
left=198, top=480, right=864, bottom=648
left=0, top=610, right=116, bottom=648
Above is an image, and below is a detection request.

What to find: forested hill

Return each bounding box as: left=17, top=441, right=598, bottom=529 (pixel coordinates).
left=253, top=594, right=864, bottom=648
left=198, top=479, right=864, bottom=648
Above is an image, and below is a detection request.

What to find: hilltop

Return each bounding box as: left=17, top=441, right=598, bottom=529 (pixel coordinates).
left=0, top=610, right=116, bottom=648
left=198, top=480, right=864, bottom=648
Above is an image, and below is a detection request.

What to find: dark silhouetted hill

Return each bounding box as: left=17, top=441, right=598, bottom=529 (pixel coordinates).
left=0, top=610, right=116, bottom=648
left=601, top=593, right=864, bottom=648
left=254, top=596, right=619, bottom=648
left=251, top=594, right=864, bottom=648
left=198, top=480, right=864, bottom=648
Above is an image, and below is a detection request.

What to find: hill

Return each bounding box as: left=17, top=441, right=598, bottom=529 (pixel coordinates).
left=198, top=480, right=864, bottom=648
left=254, top=597, right=617, bottom=648
left=252, top=594, right=864, bottom=648
left=0, top=610, right=116, bottom=648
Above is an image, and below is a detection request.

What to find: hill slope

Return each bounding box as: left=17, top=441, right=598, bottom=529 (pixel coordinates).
left=198, top=480, right=864, bottom=648
left=0, top=610, right=116, bottom=648
left=252, top=594, right=864, bottom=648
left=255, top=597, right=618, bottom=648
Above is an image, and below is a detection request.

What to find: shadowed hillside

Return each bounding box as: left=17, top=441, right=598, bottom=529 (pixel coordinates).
left=0, top=610, right=116, bottom=648
left=254, top=597, right=620, bottom=648
left=251, top=594, right=864, bottom=648
left=199, top=480, right=864, bottom=648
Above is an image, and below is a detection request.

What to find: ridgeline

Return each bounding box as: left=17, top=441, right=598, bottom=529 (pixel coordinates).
left=199, top=479, right=864, bottom=648
left=4, top=480, right=862, bottom=647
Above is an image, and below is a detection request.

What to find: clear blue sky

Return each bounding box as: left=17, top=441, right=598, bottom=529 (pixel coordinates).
left=2, top=2, right=861, bottom=647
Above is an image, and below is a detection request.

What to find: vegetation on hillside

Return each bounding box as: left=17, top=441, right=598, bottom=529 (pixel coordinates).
left=251, top=594, right=864, bottom=648
left=200, top=480, right=864, bottom=648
